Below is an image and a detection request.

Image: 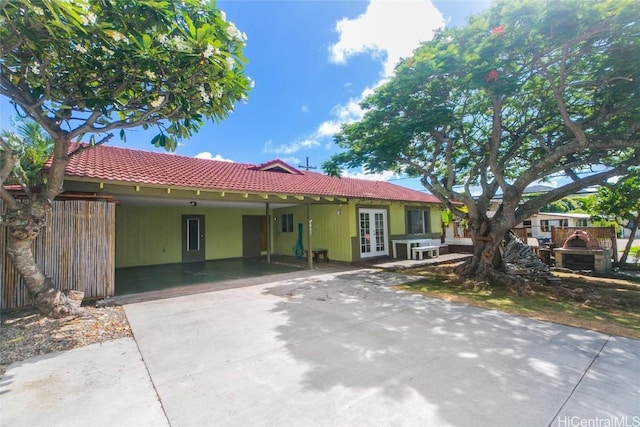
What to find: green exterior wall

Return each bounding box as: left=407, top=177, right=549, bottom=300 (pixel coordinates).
left=116, top=200, right=442, bottom=267
left=116, top=205, right=266, bottom=268
left=271, top=204, right=350, bottom=262
left=271, top=201, right=440, bottom=263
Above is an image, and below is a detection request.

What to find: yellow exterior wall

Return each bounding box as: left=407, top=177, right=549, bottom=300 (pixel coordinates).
left=308, top=204, right=352, bottom=262
left=272, top=203, right=352, bottom=262
left=116, top=200, right=443, bottom=267
left=388, top=203, right=406, bottom=235
left=116, top=205, right=266, bottom=268
left=272, top=205, right=306, bottom=257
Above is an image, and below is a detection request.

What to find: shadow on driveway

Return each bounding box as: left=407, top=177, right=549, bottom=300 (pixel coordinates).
left=122, top=269, right=639, bottom=426
left=263, top=270, right=639, bottom=426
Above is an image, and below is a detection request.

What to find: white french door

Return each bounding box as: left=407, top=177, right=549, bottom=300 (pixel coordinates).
left=359, top=208, right=389, bottom=258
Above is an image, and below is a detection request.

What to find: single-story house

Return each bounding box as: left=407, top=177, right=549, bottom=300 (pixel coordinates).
left=518, top=212, right=591, bottom=240
left=1, top=144, right=444, bottom=308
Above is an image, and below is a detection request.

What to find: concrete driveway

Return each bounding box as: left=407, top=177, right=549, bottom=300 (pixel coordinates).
left=2, top=269, right=638, bottom=427
left=124, top=269, right=638, bottom=427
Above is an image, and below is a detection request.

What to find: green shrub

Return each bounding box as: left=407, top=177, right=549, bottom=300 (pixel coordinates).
left=631, top=246, right=640, bottom=266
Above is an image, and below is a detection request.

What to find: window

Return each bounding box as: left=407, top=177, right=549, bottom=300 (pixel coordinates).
left=186, top=218, right=200, bottom=251
left=540, top=219, right=569, bottom=232
left=281, top=213, right=294, bottom=232
left=576, top=219, right=589, bottom=227
left=406, top=208, right=430, bottom=234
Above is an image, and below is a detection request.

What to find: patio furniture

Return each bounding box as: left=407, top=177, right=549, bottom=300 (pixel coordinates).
left=411, top=245, right=440, bottom=260
left=391, top=238, right=430, bottom=259
left=306, top=248, right=329, bottom=262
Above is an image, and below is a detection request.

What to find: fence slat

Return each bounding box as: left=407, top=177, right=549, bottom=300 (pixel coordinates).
left=1, top=199, right=115, bottom=310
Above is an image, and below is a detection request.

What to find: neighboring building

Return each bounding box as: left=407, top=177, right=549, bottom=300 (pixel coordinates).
left=518, top=212, right=592, bottom=240
left=484, top=187, right=594, bottom=241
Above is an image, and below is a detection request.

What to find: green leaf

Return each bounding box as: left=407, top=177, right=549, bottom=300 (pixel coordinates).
left=2, top=0, right=251, bottom=157
left=142, top=34, right=152, bottom=49
left=196, top=24, right=211, bottom=43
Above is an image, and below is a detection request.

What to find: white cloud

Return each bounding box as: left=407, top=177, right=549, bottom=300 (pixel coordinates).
left=194, top=152, right=234, bottom=162
left=342, top=167, right=399, bottom=182
left=263, top=93, right=372, bottom=155
left=332, top=97, right=366, bottom=122
left=263, top=138, right=321, bottom=155
left=265, top=1, right=444, bottom=158
left=281, top=156, right=301, bottom=165
left=317, top=121, right=342, bottom=138
left=329, top=0, right=444, bottom=77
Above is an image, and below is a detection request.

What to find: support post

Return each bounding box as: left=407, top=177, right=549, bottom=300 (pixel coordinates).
left=307, top=203, right=313, bottom=269
left=266, top=202, right=271, bottom=264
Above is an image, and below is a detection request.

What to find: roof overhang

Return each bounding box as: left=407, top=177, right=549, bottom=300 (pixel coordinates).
left=61, top=177, right=349, bottom=208
left=115, top=194, right=299, bottom=209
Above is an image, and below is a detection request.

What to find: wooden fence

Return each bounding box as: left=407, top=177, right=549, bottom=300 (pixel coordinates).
left=1, top=198, right=116, bottom=310
left=511, top=227, right=529, bottom=241
left=550, top=226, right=618, bottom=263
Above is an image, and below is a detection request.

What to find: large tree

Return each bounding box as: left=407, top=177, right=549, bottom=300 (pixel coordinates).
left=324, top=0, right=640, bottom=282
left=592, top=177, right=640, bottom=265
left=0, top=0, right=251, bottom=317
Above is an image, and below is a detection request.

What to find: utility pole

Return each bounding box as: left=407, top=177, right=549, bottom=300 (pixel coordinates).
left=298, top=157, right=317, bottom=172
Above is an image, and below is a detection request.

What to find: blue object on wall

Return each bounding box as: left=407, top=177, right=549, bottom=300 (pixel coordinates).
left=294, top=223, right=304, bottom=258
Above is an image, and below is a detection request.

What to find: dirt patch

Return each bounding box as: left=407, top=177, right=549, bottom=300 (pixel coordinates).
left=0, top=305, right=132, bottom=378
left=399, top=264, right=640, bottom=340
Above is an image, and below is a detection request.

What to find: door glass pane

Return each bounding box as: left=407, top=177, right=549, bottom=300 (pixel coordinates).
left=374, top=213, right=385, bottom=251
left=360, top=213, right=371, bottom=253
left=187, top=218, right=200, bottom=251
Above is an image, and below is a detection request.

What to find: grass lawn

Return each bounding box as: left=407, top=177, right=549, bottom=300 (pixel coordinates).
left=397, top=268, right=640, bottom=340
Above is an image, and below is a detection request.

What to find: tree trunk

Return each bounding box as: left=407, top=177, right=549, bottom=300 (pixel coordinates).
left=452, top=211, right=553, bottom=294
left=4, top=199, right=84, bottom=318
left=454, top=215, right=505, bottom=277
left=620, top=212, right=640, bottom=265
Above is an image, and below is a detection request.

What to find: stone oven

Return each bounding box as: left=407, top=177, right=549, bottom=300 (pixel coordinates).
left=554, top=230, right=611, bottom=273
left=562, top=230, right=601, bottom=250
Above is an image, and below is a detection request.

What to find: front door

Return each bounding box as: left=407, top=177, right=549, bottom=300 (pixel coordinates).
left=182, top=215, right=205, bottom=262
left=242, top=215, right=268, bottom=257
left=359, top=208, right=388, bottom=258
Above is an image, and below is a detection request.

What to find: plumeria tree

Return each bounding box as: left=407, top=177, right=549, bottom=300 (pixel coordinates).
left=325, top=0, right=640, bottom=284
left=0, top=0, right=252, bottom=317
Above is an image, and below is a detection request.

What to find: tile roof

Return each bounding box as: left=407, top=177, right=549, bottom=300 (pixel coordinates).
left=52, top=144, right=441, bottom=204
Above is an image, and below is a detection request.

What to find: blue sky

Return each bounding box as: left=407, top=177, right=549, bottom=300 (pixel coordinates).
left=0, top=0, right=492, bottom=192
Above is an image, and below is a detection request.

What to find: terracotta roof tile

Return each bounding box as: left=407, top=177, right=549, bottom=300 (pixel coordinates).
left=55, top=145, right=441, bottom=204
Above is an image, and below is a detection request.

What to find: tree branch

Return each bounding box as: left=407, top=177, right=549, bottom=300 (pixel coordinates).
left=516, top=158, right=640, bottom=222
left=68, top=133, right=114, bottom=158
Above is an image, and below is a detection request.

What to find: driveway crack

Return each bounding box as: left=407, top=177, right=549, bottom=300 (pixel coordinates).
left=547, top=334, right=611, bottom=427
